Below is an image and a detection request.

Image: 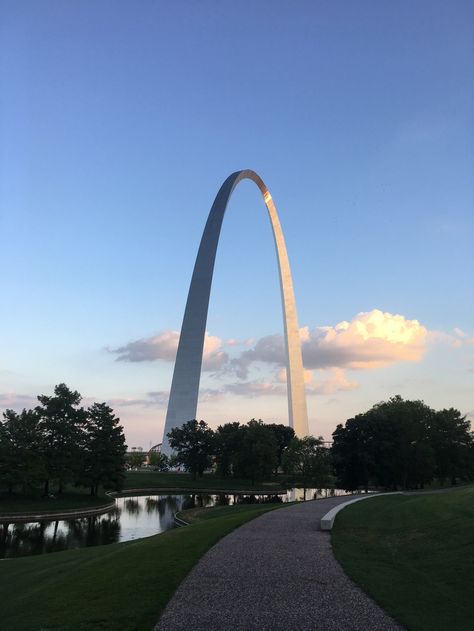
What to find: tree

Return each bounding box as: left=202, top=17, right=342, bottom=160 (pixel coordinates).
left=266, top=423, right=295, bottom=473
left=430, top=408, right=473, bottom=484
left=127, top=450, right=146, bottom=469
left=36, top=384, right=88, bottom=494
left=167, top=420, right=215, bottom=479
left=0, top=409, right=46, bottom=493
left=283, top=436, right=331, bottom=500
left=82, top=403, right=127, bottom=496
left=233, top=420, right=277, bottom=484
left=331, top=396, right=472, bottom=491
left=148, top=451, right=170, bottom=471
left=215, top=422, right=242, bottom=477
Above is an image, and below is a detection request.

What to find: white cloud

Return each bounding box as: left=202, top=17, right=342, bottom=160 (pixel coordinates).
left=302, top=309, right=428, bottom=370
left=230, top=310, right=429, bottom=377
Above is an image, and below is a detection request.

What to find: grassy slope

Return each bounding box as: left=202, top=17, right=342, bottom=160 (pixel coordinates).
left=123, top=470, right=287, bottom=491
left=0, top=503, right=285, bottom=631
left=332, top=486, right=474, bottom=631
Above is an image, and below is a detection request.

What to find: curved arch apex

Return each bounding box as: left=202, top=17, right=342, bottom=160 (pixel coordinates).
left=161, top=171, right=309, bottom=455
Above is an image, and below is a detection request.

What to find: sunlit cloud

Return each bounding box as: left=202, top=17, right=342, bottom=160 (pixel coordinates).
left=230, top=310, right=429, bottom=377
left=106, top=311, right=472, bottom=408
left=278, top=366, right=358, bottom=395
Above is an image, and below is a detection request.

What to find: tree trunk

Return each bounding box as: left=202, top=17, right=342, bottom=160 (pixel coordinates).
left=44, top=479, right=50, bottom=496
left=58, top=480, right=63, bottom=495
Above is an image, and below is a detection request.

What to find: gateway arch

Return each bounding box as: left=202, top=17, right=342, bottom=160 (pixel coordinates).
left=161, top=169, right=308, bottom=455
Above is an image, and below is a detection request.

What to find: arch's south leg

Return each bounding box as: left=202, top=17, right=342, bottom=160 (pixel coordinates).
left=161, top=170, right=308, bottom=455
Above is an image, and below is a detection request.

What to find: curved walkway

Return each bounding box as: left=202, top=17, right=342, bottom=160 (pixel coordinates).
left=155, top=495, right=402, bottom=631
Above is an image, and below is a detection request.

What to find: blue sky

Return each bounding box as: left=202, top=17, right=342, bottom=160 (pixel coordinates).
left=1, top=1, right=473, bottom=447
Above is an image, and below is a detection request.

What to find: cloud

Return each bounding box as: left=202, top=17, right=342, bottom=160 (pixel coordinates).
left=108, top=391, right=170, bottom=408
left=106, top=311, right=472, bottom=405
left=306, top=368, right=359, bottom=395
left=0, top=393, right=38, bottom=410
left=230, top=310, right=429, bottom=378
left=279, top=366, right=358, bottom=395
left=108, top=331, right=228, bottom=371
left=429, top=328, right=474, bottom=348
left=222, top=381, right=286, bottom=398
left=302, top=310, right=428, bottom=370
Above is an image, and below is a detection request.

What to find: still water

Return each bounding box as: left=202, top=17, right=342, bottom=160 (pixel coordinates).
left=0, top=488, right=344, bottom=559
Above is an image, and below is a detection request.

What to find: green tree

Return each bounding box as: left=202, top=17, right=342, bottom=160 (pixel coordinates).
left=167, top=420, right=215, bottom=479
left=266, top=423, right=295, bottom=473
left=233, top=420, right=277, bottom=484
left=283, top=436, right=331, bottom=500
left=331, top=396, right=469, bottom=491
left=36, top=384, right=88, bottom=495
left=82, top=403, right=127, bottom=496
left=148, top=451, right=170, bottom=471
left=430, top=408, right=473, bottom=484
left=0, top=409, right=46, bottom=493
left=127, top=450, right=146, bottom=469
left=215, top=422, right=242, bottom=477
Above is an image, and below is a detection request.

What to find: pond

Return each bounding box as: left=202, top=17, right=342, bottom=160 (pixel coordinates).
left=0, top=488, right=346, bottom=559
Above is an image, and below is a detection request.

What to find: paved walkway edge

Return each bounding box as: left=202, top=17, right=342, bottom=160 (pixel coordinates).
left=320, top=492, right=402, bottom=530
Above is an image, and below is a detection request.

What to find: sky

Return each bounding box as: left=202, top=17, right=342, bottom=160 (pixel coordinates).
left=1, top=1, right=473, bottom=448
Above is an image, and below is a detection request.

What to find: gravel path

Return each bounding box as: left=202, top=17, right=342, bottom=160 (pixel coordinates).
left=155, top=496, right=403, bottom=630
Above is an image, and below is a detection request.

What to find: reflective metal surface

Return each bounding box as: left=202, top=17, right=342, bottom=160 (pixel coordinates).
left=162, top=170, right=308, bottom=454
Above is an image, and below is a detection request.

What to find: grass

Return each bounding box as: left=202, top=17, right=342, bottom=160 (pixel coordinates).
left=0, top=501, right=288, bottom=630
left=123, top=470, right=288, bottom=492
left=0, top=487, right=111, bottom=515
left=332, top=485, right=474, bottom=631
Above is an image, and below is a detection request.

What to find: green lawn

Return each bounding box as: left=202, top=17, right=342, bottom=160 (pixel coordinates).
left=0, top=502, right=286, bottom=630
left=123, top=470, right=288, bottom=492
left=0, top=487, right=111, bottom=515
left=332, top=485, right=474, bottom=631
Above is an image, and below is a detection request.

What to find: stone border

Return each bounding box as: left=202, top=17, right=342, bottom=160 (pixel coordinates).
left=121, top=487, right=287, bottom=495
left=173, top=512, right=190, bottom=528
left=0, top=499, right=116, bottom=524
left=320, top=492, right=401, bottom=530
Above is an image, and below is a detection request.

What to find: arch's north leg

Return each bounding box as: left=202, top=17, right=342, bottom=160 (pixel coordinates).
left=161, top=170, right=308, bottom=455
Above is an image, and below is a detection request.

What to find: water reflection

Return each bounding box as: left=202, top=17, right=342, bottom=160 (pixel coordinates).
left=0, top=488, right=348, bottom=559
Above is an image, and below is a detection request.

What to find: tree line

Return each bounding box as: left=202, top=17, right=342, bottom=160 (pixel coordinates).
left=332, top=396, right=474, bottom=491
left=0, top=384, right=127, bottom=496
left=167, top=418, right=332, bottom=497
left=167, top=396, right=473, bottom=493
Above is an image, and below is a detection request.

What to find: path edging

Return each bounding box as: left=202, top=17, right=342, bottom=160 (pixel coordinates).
left=320, top=492, right=402, bottom=530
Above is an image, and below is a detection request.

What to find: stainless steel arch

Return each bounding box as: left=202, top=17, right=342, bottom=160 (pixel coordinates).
left=161, top=169, right=309, bottom=454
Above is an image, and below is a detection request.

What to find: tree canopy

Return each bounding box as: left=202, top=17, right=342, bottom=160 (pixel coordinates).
left=332, top=396, right=473, bottom=491
left=0, top=384, right=127, bottom=496
left=283, top=436, right=332, bottom=500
